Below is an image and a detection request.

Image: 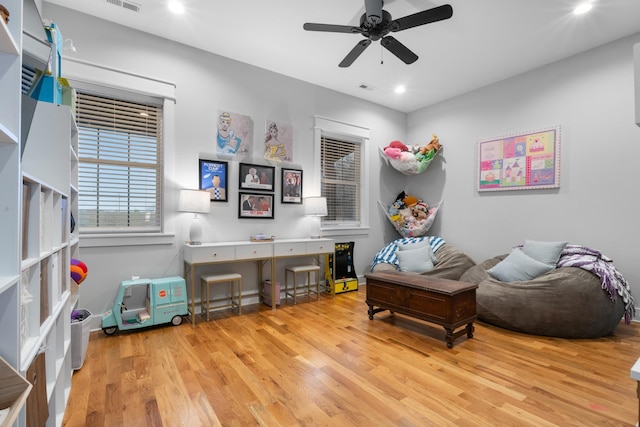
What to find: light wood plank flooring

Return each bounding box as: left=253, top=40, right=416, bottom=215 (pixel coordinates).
left=63, top=288, right=640, bottom=426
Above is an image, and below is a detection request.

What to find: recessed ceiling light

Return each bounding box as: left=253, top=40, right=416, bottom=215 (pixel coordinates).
left=394, top=85, right=406, bottom=94
left=573, top=2, right=593, bottom=15
left=168, top=1, right=185, bottom=14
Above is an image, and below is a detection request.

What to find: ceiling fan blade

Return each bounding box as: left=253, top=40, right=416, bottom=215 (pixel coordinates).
left=339, top=39, right=372, bottom=68
left=303, top=23, right=361, bottom=34
left=381, top=36, right=418, bottom=64
left=391, top=4, right=453, bottom=32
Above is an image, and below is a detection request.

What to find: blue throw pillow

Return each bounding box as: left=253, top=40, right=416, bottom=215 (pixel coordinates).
left=522, top=239, right=568, bottom=266
left=487, top=248, right=555, bottom=282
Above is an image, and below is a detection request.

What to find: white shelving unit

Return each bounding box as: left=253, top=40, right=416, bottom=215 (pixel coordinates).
left=0, top=1, right=77, bottom=425
left=21, top=102, right=76, bottom=427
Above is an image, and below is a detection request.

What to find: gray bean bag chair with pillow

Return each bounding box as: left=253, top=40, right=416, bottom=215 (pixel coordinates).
left=460, top=255, right=626, bottom=338
left=373, top=244, right=476, bottom=281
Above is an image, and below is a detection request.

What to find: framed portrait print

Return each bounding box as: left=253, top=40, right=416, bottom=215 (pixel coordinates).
left=238, top=163, right=275, bottom=192
left=281, top=168, right=302, bottom=204
left=199, top=159, right=228, bottom=202
left=238, top=192, right=274, bottom=219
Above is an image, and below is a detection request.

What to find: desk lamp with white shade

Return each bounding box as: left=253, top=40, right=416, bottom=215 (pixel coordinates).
left=179, top=189, right=210, bottom=245
left=304, top=196, right=327, bottom=238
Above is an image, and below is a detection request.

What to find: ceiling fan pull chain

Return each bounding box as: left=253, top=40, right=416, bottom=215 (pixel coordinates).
left=380, top=44, right=384, bottom=64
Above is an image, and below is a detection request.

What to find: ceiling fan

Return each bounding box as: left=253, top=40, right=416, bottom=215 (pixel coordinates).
left=303, top=0, right=453, bottom=67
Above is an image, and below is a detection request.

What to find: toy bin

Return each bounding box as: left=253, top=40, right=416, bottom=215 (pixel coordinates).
left=71, top=309, right=92, bottom=370
left=263, top=280, right=281, bottom=306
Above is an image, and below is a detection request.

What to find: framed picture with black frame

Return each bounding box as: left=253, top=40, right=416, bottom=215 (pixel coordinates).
left=199, top=159, right=228, bottom=202
left=239, top=162, right=275, bottom=192
left=238, top=192, right=274, bottom=219
left=281, top=168, right=302, bottom=204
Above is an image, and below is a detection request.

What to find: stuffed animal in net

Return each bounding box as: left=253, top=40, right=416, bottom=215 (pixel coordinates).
left=383, top=135, right=443, bottom=175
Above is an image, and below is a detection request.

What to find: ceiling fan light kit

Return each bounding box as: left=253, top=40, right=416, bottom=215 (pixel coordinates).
left=303, top=1, right=453, bottom=67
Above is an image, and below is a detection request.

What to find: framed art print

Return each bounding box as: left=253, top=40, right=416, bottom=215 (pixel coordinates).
left=239, top=162, right=274, bottom=192
left=238, top=192, right=274, bottom=219
left=477, top=125, right=561, bottom=192
left=281, top=168, right=302, bottom=204
left=199, top=159, right=228, bottom=202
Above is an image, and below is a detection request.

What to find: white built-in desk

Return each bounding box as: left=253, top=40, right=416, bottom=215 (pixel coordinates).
left=183, top=238, right=335, bottom=324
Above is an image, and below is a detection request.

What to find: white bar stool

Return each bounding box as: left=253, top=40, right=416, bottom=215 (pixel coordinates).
left=200, top=273, right=242, bottom=321
left=284, top=265, right=321, bottom=304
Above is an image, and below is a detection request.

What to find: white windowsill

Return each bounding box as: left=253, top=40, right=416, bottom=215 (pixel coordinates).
left=79, top=232, right=175, bottom=248
left=320, top=226, right=370, bottom=237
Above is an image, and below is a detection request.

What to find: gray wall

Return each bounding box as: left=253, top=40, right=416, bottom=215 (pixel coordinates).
left=44, top=3, right=640, bottom=324
left=406, top=33, right=640, bottom=309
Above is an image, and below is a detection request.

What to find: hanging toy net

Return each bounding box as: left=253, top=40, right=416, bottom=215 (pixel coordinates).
left=380, top=134, right=443, bottom=175
left=378, top=198, right=442, bottom=238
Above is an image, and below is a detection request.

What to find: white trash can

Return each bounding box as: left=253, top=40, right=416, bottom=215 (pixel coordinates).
left=71, top=309, right=91, bottom=370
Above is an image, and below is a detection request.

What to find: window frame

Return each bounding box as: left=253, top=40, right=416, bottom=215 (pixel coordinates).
left=64, top=58, right=176, bottom=247
left=313, top=116, right=370, bottom=236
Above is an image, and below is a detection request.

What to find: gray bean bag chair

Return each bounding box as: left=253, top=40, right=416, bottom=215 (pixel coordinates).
left=460, top=254, right=626, bottom=338
left=372, top=243, right=476, bottom=281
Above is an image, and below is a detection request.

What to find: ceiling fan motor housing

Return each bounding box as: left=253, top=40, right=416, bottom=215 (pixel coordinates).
left=359, top=10, right=393, bottom=40
left=364, top=0, right=384, bottom=25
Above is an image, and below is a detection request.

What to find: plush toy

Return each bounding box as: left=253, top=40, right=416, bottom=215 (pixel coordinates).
left=0, top=5, right=9, bottom=25
left=399, top=208, right=414, bottom=225
left=383, top=146, right=402, bottom=159
left=423, top=134, right=442, bottom=153
left=412, top=206, right=428, bottom=220
left=388, top=200, right=402, bottom=216
left=70, top=259, right=88, bottom=285
left=402, top=194, right=418, bottom=208
left=414, top=201, right=429, bottom=215
left=387, top=140, right=409, bottom=151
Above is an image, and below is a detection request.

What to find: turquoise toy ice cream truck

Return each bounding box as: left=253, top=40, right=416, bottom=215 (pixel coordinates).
left=101, top=276, right=188, bottom=335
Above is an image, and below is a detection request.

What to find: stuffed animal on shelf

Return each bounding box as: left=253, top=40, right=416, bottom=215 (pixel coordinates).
left=70, top=259, right=88, bottom=285
left=0, top=5, right=9, bottom=25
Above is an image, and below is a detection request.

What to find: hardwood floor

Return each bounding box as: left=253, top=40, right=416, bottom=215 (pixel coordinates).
left=62, top=288, right=640, bottom=426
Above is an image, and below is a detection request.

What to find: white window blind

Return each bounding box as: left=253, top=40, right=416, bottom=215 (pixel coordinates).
left=321, top=134, right=361, bottom=225
left=76, top=91, right=163, bottom=233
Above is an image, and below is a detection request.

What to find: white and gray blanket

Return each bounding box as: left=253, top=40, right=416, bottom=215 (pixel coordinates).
left=557, top=245, right=635, bottom=324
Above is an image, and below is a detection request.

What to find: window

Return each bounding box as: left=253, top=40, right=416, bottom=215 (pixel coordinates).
left=75, top=90, right=163, bottom=234
left=314, top=116, right=369, bottom=233
left=321, top=134, right=361, bottom=225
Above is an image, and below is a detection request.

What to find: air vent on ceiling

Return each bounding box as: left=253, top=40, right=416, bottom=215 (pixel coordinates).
left=106, top=0, right=141, bottom=13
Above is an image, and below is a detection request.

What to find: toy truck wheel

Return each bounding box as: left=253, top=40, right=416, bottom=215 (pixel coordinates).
left=171, top=315, right=183, bottom=326
left=103, top=326, right=117, bottom=335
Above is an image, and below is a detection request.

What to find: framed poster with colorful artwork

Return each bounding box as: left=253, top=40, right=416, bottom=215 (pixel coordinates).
left=199, top=159, right=228, bottom=202
left=281, top=168, right=302, bottom=204
left=215, top=110, right=253, bottom=157
left=477, top=125, right=561, bottom=192
left=238, top=192, right=274, bottom=219
left=263, top=120, right=293, bottom=162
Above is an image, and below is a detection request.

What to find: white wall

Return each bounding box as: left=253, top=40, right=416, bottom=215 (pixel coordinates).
left=43, top=4, right=406, bottom=323
left=43, top=3, right=640, bottom=323
left=407, top=32, right=640, bottom=309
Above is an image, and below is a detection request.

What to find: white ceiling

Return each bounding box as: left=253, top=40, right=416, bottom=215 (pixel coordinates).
left=45, top=0, right=640, bottom=113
